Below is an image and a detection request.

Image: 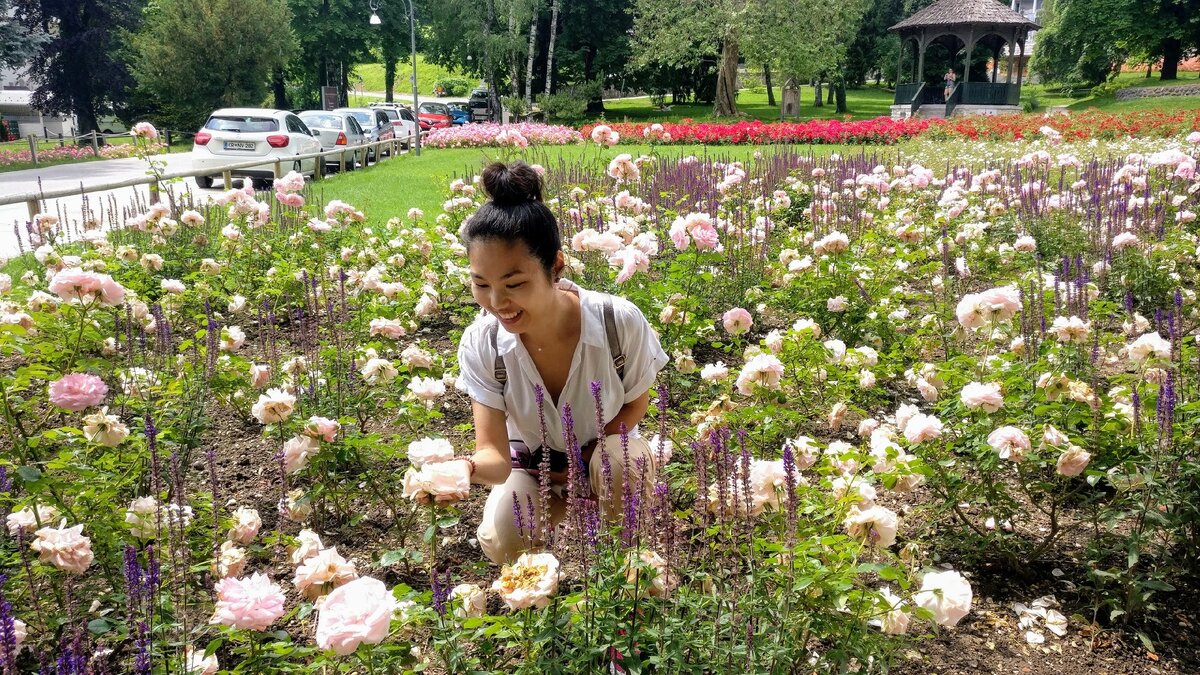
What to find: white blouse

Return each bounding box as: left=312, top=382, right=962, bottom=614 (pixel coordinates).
left=455, top=279, right=668, bottom=452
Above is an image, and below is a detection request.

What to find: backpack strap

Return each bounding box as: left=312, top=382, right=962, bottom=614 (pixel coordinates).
left=602, top=297, right=626, bottom=379
left=487, top=320, right=507, bottom=391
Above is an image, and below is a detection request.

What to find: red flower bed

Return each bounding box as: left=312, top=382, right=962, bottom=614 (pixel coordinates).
left=581, top=117, right=933, bottom=145
left=581, top=109, right=1200, bottom=146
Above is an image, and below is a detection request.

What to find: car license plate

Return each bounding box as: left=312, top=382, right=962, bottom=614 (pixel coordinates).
left=223, top=141, right=256, bottom=151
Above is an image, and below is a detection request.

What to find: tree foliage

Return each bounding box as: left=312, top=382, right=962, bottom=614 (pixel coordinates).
left=1030, top=0, right=1137, bottom=86
left=287, top=0, right=376, bottom=109
left=15, top=0, right=143, bottom=133
left=0, top=0, right=48, bottom=70
left=131, top=0, right=294, bottom=133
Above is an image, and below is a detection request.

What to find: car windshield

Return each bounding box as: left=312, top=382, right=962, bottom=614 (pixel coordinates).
left=448, top=103, right=468, bottom=112
left=419, top=103, right=448, bottom=115
left=342, top=111, right=373, bottom=126
left=378, top=109, right=399, bottom=121
left=300, top=114, right=342, bottom=129
left=205, top=116, right=279, bottom=133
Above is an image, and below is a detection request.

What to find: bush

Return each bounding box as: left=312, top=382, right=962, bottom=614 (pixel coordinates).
left=432, top=77, right=472, bottom=97
left=537, top=91, right=589, bottom=121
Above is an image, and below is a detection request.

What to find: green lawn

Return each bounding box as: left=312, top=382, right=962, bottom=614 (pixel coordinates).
left=315, top=143, right=860, bottom=222
left=600, top=86, right=897, bottom=123
left=352, top=57, right=476, bottom=98
left=1024, top=70, right=1200, bottom=109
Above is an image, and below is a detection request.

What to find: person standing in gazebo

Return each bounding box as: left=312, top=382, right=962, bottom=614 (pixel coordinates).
left=943, top=68, right=957, bottom=100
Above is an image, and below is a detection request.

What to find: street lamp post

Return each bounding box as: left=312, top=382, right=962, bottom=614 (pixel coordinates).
left=370, top=0, right=421, bottom=156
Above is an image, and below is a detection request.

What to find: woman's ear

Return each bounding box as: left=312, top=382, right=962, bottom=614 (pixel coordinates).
left=552, top=251, right=566, bottom=280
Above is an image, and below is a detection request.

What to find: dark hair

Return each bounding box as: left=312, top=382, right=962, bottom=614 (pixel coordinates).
left=460, top=161, right=561, bottom=277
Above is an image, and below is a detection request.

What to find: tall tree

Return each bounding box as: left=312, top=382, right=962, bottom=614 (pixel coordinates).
left=0, top=0, right=48, bottom=69
left=631, top=0, right=733, bottom=115
left=15, top=0, right=143, bottom=134
left=132, top=0, right=294, bottom=132
left=544, top=0, right=560, bottom=94
left=1030, top=0, right=1137, bottom=86
left=288, top=0, right=375, bottom=109
left=558, top=0, right=634, bottom=112
left=842, top=0, right=905, bottom=86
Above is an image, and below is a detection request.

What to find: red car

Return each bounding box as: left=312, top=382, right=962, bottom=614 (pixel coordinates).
left=417, top=102, right=453, bottom=130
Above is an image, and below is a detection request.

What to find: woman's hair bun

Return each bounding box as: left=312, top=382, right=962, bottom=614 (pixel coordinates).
left=481, top=161, right=543, bottom=205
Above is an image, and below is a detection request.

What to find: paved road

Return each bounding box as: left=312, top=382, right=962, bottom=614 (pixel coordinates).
left=0, top=151, right=234, bottom=257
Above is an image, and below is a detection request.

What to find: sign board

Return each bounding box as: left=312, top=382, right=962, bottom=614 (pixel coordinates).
left=321, top=86, right=339, bottom=111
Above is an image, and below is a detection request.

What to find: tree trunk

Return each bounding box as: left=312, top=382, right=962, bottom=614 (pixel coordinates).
left=1145, top=63, right=1152, bottom=78
left=273, top=69, right=288, bottom=109
left=813, top=79, right=823, bottom=107
left=384, top=59, right=396, bottom=102
left=713, top=31, right=739, bottom=117
left=764, top=63, right=776, bottom=106
left=508, top=3, right=520, bottom=97
left=826, top=80, right=835, bottom=104
left=1160, top=37, right=1181, bottom=80
left=525, top=11, right=540, bottom=104
left=544, top=0, right=560, bottom=95
left=834, top=80, right=847, bottom=113
left=485, top=0, right=502, bottom=120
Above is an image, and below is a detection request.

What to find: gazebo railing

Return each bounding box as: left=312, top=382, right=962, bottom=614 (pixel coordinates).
left=895, top=82, right=922, bottom=106
left=945, top=83, right=963, bottom=117
left=959, top=82, right=1022, bottom=107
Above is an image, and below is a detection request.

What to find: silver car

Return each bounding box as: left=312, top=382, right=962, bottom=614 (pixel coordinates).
left=333, top=108, right=395, bottom=162
left=298, top=110, right=367, bottom=171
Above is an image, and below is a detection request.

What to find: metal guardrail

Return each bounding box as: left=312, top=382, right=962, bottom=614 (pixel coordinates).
left=0, top=133, right=423, bottom=221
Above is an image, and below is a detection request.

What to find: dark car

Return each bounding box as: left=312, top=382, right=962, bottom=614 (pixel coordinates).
left=446, top=102, right=471, bottom=125
left=467, top=89, right=492, bottom=123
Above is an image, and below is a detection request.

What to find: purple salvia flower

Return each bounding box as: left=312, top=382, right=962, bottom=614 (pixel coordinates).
left=0, top=576, right=17, bottom=674
left=511, top=491, right=526, bottom=543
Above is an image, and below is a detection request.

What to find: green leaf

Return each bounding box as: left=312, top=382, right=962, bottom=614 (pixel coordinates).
left=87, top=618, right=111, bottom=635
left=380, top=549, right=407, bottom=567
left=16, top=466, right=41, bottom=483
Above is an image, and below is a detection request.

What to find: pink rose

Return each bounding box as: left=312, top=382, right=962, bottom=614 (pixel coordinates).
left=227, top=506, right=262, bottom=544
left=249, top=363, right=271, bottom=389
left=689, top=221, right=720, bottom=251
left=1055, top=445, right=1092, bottom=477
left=914, top=570, right=972, bottom=627
left=844, top=504, right=899, bottom=548
left=903, top=413, right=943, bottom=445
left=315, top=577, right=397, bottom=655
left=303, top=416, right=341, bottom=443
left=668, top=219, right=690, bottom=250
left=401, top=461, right=471, bottom=501
left=734, top=354, right=785, bottom=395
left=48, top=373, right=108, bottom=411
left=493, top=552, right=560, bottom=610
left=722, top=307, right=753, bottom=335
left=251, top=388, right=296, bottom=424
left=210, top=573, right=287, bottom=631
left=960, top=382, right=1003, bottom=413
left=283, top=435, right=320, bottom=474
left=406, top=437, right=455, bottom=468
left=293, top=547, right=358, bottom=599
left=987, top=426, right=1030, bottom=461
left=369, top=318, right=407, bottom=339
left=47, top=269, right=126, bottom=306
left=30, top=520, right=94, bottom=574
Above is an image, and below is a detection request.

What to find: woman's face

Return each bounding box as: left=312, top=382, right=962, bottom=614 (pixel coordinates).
left=468, top=238, right=561, bottom=333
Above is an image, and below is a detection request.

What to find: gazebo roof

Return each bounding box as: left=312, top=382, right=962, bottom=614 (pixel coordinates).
left=889, top=0, right=1039, bottom=32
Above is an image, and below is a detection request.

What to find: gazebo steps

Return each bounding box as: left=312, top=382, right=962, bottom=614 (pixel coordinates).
left=890, top=103, right=1024, bottom=120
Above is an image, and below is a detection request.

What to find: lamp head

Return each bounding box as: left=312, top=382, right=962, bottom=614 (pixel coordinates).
left=370, top=12, right=382, bottom=24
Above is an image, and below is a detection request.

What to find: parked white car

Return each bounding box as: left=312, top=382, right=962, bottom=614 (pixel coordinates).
left=368, top=102, right=419, bottom=149
left=191, top=108, right=323, bottom=189
left=298, top=110, right=367, bottom=171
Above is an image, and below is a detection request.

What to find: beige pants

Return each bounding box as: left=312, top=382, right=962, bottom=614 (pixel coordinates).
left=477, top=434, right=658, bottom=565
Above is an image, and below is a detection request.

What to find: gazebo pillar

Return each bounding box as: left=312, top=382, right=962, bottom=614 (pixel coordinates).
left=1006, top=29, right=1016, bottom=82
left=991, top=45, right=1000, bottom=82
left=1016, top=40, right=1025, bottom=86
left=916, top=33, right=926, bottom=84
left=896, top=38, right=906, bottom=85
left=962, top=28, right=975, bottom=84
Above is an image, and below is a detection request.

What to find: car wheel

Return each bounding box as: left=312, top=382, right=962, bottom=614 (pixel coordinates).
left=194, top=175, right=214, bottom=189
left=252, top=177, right=272, bottom=191
left=344, top=152, right=357, bottom=171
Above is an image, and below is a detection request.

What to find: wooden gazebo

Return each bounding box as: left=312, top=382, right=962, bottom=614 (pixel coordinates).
left=889, top=0, right=1039, bottom=118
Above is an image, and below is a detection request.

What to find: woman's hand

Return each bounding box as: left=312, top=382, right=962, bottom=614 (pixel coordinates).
left=414, top=492, right=464, bottom=507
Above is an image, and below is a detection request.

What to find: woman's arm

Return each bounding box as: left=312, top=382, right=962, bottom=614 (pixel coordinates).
left=469, top=399, right=514, bottom=485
